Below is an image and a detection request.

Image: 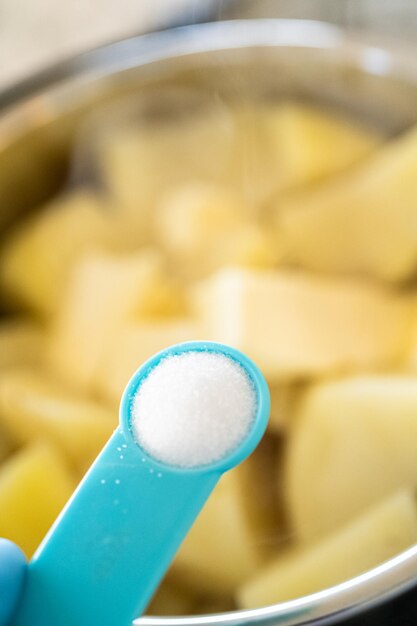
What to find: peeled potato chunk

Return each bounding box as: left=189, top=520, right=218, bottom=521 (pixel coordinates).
left=172, top=469, right=262, bottom=595
left=278, top=125, right=417, bottom=282
left=0, top=368, right=115, bottom=474
left=0, top=432, right=12, bottom=465
left=100, top=101, right=366, bottom=221
left=0, top=442, right=75, bottom=557
left=404, top=307, right=417, bottom=370
left=263, top=102, right=380, bottom=190
left=99, top=108, right=243, bottom=230
left=147, top=582, right=196, bottom=616
left=0, top=190, right=123, bottom=316
left=157, top=182, right=280, bottom=279
left=49, top=249, right=178, bottom=391
left=233, top=436, right=282, bottom=556
left=268, top=384, right=302, bottom=433
left=225, top=224, right=282, bottom=271
left=195, top=268, right=412, bottom=381
left=221, top=103, right=379, bottom=204
left=286, top=375, right=417, bottom=541
left=158, top=183, right=243, bottom=257
left=157, top=182, right=244, bottom=277
left=94, top=320, right=200, bottom=408
left=238, top=490, right=417, bottom=607
left=0, top=319, right=45, bottom=370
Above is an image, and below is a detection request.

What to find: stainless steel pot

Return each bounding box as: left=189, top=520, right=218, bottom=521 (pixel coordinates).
left=1, top=18, right=417, bottom=626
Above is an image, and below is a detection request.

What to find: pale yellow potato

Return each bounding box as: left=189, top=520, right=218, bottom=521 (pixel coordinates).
left=278, top=125, right=417, bottom=282
left=147, top=582, right=196, bottom=616
left=268, top=384, right=303, bottom=433
left=99, top=109, right=244, bottom=230
left=0, top=368, right=115, bottom=474
left=195, top=268, right=412, bottom=381
left=0, top=190, right=126, bottom=316
left=286, top=375, right=417, bottom=541
left=192, top=594, right=235, bottom=615
left=99, top=101, right=379, bottom=231
left=0, top=319, right=45, bottom=370
left=172, top=468, right=262, bottom=595
left=264, top=103, right=380, bottom=190
left=157, top=183, right=243, bottom=256
left=233, top=436, right=282, bottom=556
left=94, top=319, right=200, bottom=408
left=404, top=301, right=417, bottom=370
left=216, top=103, right=380, bottom=205
left=225, top=224, right=282, bottom=271
left=172, top=440, right=282, bottom=594
left=0, top=430, right=12, bottom=466
left=0, top=442, right=75, bottom=557
left=49, top=249, right=179, bottom=391
left=157, top=182, right=280, bottom=279
left=238, top=490, right=417, bottom=607
left=229, top=105, right=280, bottom=206
left=157, top=182, right=244, bottom=277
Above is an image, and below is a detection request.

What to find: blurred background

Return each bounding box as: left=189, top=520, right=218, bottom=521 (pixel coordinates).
left=2, top=0, right=417, bottom=89
left=0, top=0, right=192, bottom=88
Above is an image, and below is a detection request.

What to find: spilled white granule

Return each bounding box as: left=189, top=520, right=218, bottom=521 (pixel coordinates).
left=132, top=352, right=256, bottom=468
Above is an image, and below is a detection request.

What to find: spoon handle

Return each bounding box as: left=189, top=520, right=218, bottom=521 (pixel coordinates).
left=14, top=429, right=219, bottom=626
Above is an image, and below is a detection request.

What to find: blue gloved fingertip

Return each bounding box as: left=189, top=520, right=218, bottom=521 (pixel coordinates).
left=0, top=539, right=26, bottom=626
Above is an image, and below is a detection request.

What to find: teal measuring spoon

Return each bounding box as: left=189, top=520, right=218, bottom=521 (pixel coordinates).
left=13, top=341, right=270, bottom=626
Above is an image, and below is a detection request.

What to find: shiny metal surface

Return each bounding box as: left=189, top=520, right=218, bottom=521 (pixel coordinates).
left=1, top=18, right=417, bottom=626
left=221, top=0, right=417, bottom=42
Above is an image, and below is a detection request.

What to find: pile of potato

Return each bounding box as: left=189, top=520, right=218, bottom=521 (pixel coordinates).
left=1, top=100, right=417, bottom=614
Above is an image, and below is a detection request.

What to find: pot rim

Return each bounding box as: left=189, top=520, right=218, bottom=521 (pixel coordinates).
left=1, top=17, right=417, bottom=113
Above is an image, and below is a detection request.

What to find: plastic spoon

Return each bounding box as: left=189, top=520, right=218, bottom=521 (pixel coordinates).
left=14, top=341, right=270, bottom=626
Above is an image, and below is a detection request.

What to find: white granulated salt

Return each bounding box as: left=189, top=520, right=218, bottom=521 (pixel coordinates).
left=131, top=351, right=256, bottom=468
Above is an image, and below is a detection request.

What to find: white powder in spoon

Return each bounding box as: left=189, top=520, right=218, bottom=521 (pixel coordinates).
left=131, top=351, right=256, bottom=468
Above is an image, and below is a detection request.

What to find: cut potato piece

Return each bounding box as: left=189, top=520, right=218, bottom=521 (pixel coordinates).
left=0, top=190, right=124, bottom=316
left=157, top=181, right=280, bottom=278
left=172, top=469, right=261, bottom=595
left=90, top=101, right=380, bottom=233
left=0, top=442, right=75, bottom=557
left=0, top=431, right=12, bottom=465
left=158, top=183, right=243, bottom=257
left=233, top=436, right=282, bottom=556
left=0, top=319, right=45, bottom=370
left=193, top=594, right=236, bottom=615
left=268, top=384, right=302, bottom=433
left=404, top=308, right=417, bottom=370
left=147, top=582, right=195, bottom=616
left=265, top=103, right=380, bottom=190
left=99, top=109, right=244, bottom=230
left=286, top=375, right=417, bottom=541
left=225, top=224, right=282, bottom=270
left=221, top=103, right=379, bottom=204
left=157, top=182, right=243, bottom=277
left=94, top=320, right=200, bottom=408
left=49, top=249, right=179, bottom=390
left=238, top=490, right=417, bottom=607
left=279, top=125, right=417, bottom=282
left=195, top=268, right=412, bottom=380
left=0, top=368, right=115, bottom=474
